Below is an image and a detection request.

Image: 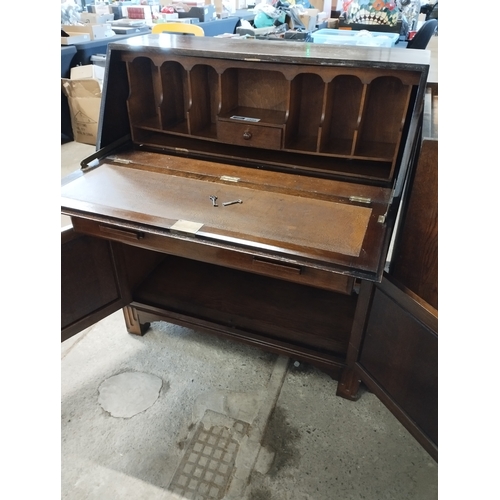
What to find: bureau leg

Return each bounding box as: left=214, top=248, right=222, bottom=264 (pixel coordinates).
left=336, top=367, right=361, bottom=401
left=336, top=280, right=373, bottom=401
left=123, top=305, right=150, bottom=336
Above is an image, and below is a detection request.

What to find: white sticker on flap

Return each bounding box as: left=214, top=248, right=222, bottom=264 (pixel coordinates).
left=170, top=220, right=204, bottom=234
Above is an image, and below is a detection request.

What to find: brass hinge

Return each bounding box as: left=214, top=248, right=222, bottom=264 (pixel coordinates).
left=220, top=175, right=240, bottom=182
left=111, top=157, right=131, bottom=164
left=349, top=196, right=371, bottom=204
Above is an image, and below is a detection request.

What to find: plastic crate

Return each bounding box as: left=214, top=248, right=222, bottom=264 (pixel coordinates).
left=312, top=29, right=399, bottom=47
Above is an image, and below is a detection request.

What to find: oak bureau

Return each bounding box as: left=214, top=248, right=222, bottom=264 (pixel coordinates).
left=62, top=36, right=437, bottom=460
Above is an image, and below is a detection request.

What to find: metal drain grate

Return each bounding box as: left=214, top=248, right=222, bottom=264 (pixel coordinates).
left=169, top=414, right=249, bottom=500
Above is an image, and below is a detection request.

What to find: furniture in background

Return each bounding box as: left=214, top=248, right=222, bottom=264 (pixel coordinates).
left=407, top=19, right=437, bottom=49
left=234, top=8, right=255, bottom=22
left=68, top=27, right=151, bottom=66
left=61, top=45, right=77, bottom=77
left=421, top=1, right=438, bottom=21
left=197, top=16, right=240, bottom=36
left=61, top=28, right=151, bottom=143
left=152, top=18, right=241, bottom=37
left=152, top=22, right=205, bottom=36
left=61, top=45, right=77, bottom=143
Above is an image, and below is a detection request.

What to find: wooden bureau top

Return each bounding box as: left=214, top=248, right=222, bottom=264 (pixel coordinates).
left=109, top=34, right=431, bottom=71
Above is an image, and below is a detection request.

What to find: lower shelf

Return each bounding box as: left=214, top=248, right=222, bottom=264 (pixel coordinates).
left=132, top=255, right=358, bottom=373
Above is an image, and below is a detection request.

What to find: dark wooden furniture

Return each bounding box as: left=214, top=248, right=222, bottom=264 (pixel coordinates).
left=61, top=35, right=436, bottom=459
left=61, top=45, right=77, bottom=142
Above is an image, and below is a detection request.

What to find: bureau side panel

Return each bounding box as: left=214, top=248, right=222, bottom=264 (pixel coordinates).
left=61, top=227, right=126, bottom=342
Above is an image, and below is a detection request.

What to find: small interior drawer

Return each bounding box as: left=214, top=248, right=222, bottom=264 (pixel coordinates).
left=217, top=120, right=282, bottom=149
left=71, top=217, right=355, bottom=295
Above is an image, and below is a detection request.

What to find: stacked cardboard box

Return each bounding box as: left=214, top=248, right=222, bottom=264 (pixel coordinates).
left=61, top=65, right=103, bottom=145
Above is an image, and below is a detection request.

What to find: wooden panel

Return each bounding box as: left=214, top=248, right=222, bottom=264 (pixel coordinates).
left=71, top=216, right=355, bottom=294
left=286, top=73, right=325, bottom=151
left=355, top=77, right=411, bottom=160
left=159, top=60, right=187, bottom=131
left=126, top=57, right=159, bottom=131
left=98, top=48, right=131, bottom=149
left=234, top=68, right=288, bottom=112
left=321, top=75, right=363, bottom=155
left=61, top=228, right=125, bottom=342
left=391, top=139, right=438, bottom=308
left=356, top=278, right=438, bottom=460
left=188, top=64, right=218, bottom=135
left=62, top=164, right=379, bottom=267
left=96, top=149, right=392, bottom=204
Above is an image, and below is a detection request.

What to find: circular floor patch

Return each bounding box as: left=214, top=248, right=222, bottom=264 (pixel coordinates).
left=98, top=371, right=163, bottom=418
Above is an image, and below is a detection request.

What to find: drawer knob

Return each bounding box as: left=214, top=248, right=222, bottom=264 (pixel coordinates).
left=243, top=130, right=252, bottom=140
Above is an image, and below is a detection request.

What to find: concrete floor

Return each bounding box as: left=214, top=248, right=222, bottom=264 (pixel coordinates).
left=61, top=141, right=438, bottom=500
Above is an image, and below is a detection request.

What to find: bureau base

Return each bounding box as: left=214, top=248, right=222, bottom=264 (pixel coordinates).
left=121, top=255, right=358, bottom=383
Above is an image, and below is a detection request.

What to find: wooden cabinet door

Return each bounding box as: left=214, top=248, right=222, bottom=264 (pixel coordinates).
left=351, top=135, right=438, bottom=460
left=61, top=226, right=127, bottom=342
left=342, top=277, right=438, bottom=461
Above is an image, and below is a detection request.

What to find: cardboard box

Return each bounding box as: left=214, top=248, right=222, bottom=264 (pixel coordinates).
left=70, top=64, right=105, bottom=87
left=299, top=9, right=320, bottom=31
left=86, top=4, right=112, bottom=15
left=326, top=18, right=339, bottom=29
left=157, top=12, right=179, bottom=21
left=288, top=8, right=320, bottom=31
left=80, top=13, right=115, bottom=25
left=61, top=78, right=102, bottom=146
left=215, top=0, right=245, bottom=14
left=309, top=0, right=332, bottom=15
left=61, top=24, right=114, bottom=40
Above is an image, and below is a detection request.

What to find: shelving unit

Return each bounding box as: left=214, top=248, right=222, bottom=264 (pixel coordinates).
left=121, top=45, right=422, bottom=184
